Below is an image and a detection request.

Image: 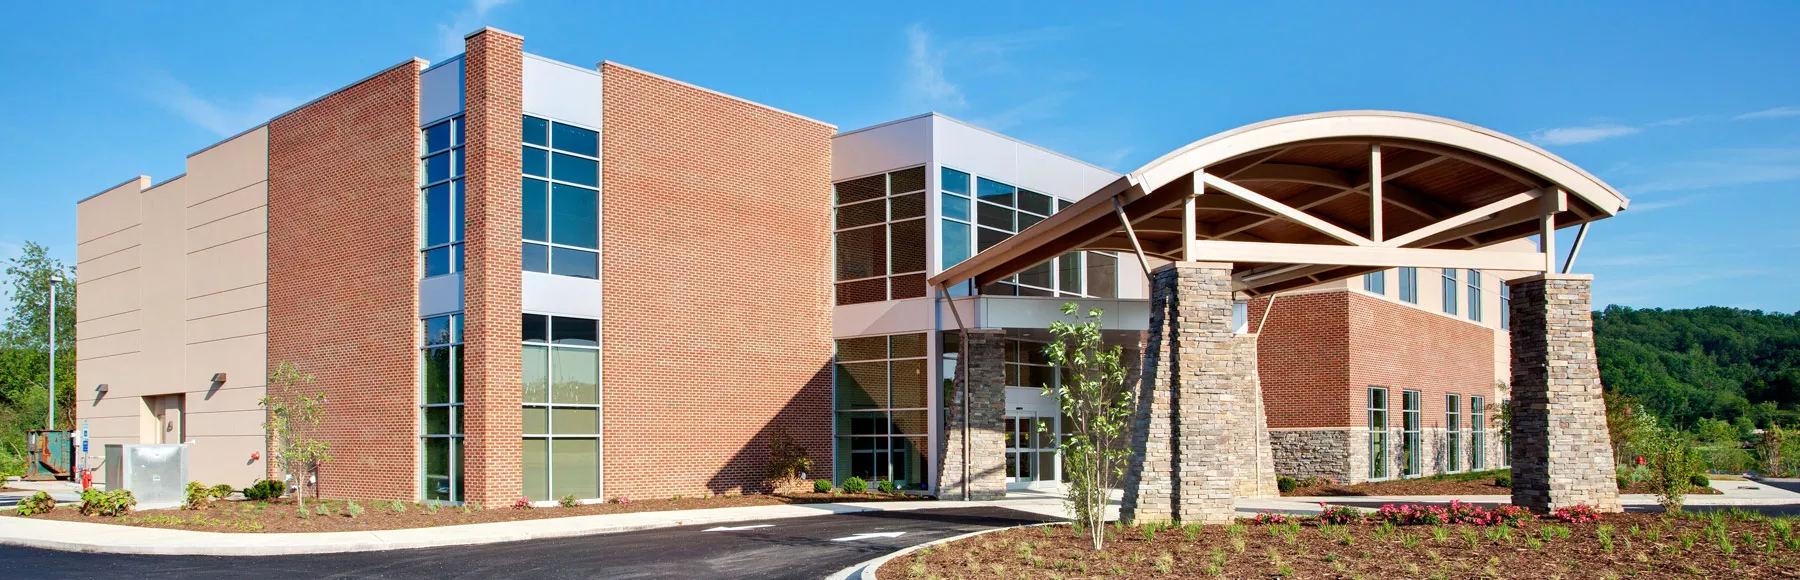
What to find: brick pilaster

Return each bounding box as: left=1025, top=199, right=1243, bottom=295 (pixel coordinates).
left=459, top=27, right=525, bottom=507
left=1508, top=274, right=1620, bottom=513
left=939, top=329, right=1007, bottom=501
left=1123, top=262, right=1244, bottom=525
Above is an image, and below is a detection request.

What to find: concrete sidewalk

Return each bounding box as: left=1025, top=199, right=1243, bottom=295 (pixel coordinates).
left=0, top=496, right=1071, bottom=556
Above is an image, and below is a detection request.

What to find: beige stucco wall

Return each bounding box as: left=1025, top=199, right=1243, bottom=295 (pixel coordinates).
left=75, top=127, right=270, bottom=487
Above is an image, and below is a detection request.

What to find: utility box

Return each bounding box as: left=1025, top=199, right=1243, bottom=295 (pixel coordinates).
left=103, top=444, right=188, bottom=508
left=24, top=430, right=73, bottom=481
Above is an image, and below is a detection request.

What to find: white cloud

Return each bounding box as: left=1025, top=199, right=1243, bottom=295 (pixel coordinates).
left=1529, top=124, right=1642, bottom=146
left=1735, top=106, right=1800, bottom=120
left=1623, top=195, right=1698, bottom=212
left=969, top=92, right=1068, bottom=131
left=905, top=24, right=965, bottom=108
left=145, top=74, right=300, bottom=137
left=436, top=0, right=517, bottom=59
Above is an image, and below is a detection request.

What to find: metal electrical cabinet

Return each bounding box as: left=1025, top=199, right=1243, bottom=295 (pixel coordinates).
left=103, top=444, right=188, bottom=508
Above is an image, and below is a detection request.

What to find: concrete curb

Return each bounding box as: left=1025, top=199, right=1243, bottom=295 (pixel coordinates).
left=0, top=500, right=1041, bottom=556
left=826, top=522, right=1063, bottom=580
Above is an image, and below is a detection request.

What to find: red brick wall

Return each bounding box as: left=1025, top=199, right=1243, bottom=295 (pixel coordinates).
left=600, top=63, right=835, bottom=499
left=1250, top=292, right=1352, bottom=429
left=1252, top=289, right=1501, bottom=432
left=267, top=59, right=422, bottom=500
left=460, top=28, right=525, bottom=507
left=1346, top=291, right=1496, bottom=429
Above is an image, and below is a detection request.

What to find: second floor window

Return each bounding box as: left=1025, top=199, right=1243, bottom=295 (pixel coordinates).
left=1467, top=269, right=1483, bottom=322
left=421, top=116, right=465, bottom=277
left=1398, top=267, right=1418, bottom=304
left=521, top=115, right=600, bottom=280
left=835, top=166, right=927, bottom=305
left=1364, top=270, right=1385, bottom=295
left=1441, top=268, right=1459, bottom=316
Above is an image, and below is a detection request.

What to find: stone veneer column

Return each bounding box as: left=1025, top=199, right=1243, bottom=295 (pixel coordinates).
left=939, top=329, right=1007, bottom=500
left=1231, top=333, right=1278, bottom=498
left=1122, top=262, right=1244, bottom=525
left=1509, top=274, right=1621, bottom=513
left=459, top=27, right=525, bottom=507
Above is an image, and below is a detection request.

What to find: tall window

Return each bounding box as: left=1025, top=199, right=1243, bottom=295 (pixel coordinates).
left=939, top=167, right=1115, bottom=298
left=1500, top=285, right=1511, bottom=330
left=1441, top=269, right=1459, bottom=316
left=521, top=314, right=601, bottom=503
left=1368, top=387, right=1389, bottom=480
left=421, top=117, right=465, bottom=277
left=521, top=115, right=600, bottom=279
left=836, top=167, right=927, bottom=305
left=1401, top=390, right=1421, bottom=478
left=1398, top=267, right=1418, bottom=304
left=1470, top=395, right=1486, bottom=470
left=1445, top=393, right=1463, bottom=473
left=1364, top=270, right=1386, bottom=295
left=834, top=334, right=929, bottom=490
left=1467, top=269, right=1483, bottom=322
left=421, top=314, right=464, bottom=502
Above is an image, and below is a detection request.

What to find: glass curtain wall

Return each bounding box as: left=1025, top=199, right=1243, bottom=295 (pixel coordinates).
left=834, top=333, right=930, bottom=490
left=521, top=115, right=600, bottom=279
left=521, top=314, right=601, bottom=502
left=421, top=116, right=466, bottom=277
left=421, top=314, right=464, bottom=502
left=938, top=167, right=1117, bottom=298
left=834, top=167, right=927, bottom=305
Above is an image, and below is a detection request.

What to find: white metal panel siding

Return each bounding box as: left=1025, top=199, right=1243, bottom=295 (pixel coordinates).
left=522, top=54, right=604, bottom=129
left=420, top=58, right=465, bottom=125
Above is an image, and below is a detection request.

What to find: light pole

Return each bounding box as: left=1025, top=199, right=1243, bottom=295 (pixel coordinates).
left=48, top=273, right=62, bottom=430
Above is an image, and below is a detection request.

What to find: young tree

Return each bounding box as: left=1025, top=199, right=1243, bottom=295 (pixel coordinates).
left=1643, top=425, right=1703, bottom=512
left=263, top=361, right=330, bottom=513
left=1040, top=303, right=1135, bottom=550
left=0, top=242, right=76, bottom=430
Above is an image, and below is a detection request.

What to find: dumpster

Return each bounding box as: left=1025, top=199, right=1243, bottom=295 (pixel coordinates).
left=24, top=430, right=74, bottom=481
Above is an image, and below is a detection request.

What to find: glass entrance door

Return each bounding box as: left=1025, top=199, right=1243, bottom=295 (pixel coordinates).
left=1004, top=413, right=1057, bottom=489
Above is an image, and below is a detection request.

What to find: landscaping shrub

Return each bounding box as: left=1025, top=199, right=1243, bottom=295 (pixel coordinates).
left=243, top=479, right=286, bottom=501
left=1245, top=512, right=1291, bottom=525
left=14, top=491, right=55, bottom=516
left=843, top=476, right=868, bottom=494
left=1690, top=473, right=1711, bottom=488
left=764, top=426, right=812, bottom=488
left=78, top=488, right=137, bottom=517
left=1276, top=476, right=1297, bottom=493
left=511, top=496, right=535, bottom=510
left=1494, top=474, right=1511, bottom=488
left=1363, top=501, right=1530, bottom=527
left=1644, top=427, right=1705, bottom=511
left=877, top=479, right=896, bottom=494
left=209, top=484, right=235, bottom=500
left=345, top=501, right=364, bottom=518
left=812, top=479, right=831, bottom=493
left=559, top=494, right=579, bottom=508
left=182, top=481, right=214, bottom=510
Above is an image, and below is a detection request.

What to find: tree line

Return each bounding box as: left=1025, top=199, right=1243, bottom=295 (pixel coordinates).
left=1596, top=304, right=1800, bottom=430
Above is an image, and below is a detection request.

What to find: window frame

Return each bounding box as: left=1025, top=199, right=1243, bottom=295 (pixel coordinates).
left=937, top=164, right=1110, bottom=299
left=420, top=313, right=465, bottom=504
left=1368, top=386, right=1390, bottom=481
left=519, top=312, right=604, bottom=504
left=1470, top=395, right=1486, bottom=471
left=832, top=333, right=932, bottom=491
left=1445, top=393, right=1463, bottom=473
left=1401, top=389, right=1421, bottom=478
left=1467, top=269, right=1483, bottom=322
left=520, top=114, right=601, bottom=280
left=1500, top=285, right=1511, bottom=330
left=1364, top=270, right=1386, bottom=295
left=1441, top=268, right=1459, bottom=316
left=421, top=116, right=466, bottom=278
left=834, top=166, right=929, bottom=303
left=1398, top=267, right=1418, bottom=304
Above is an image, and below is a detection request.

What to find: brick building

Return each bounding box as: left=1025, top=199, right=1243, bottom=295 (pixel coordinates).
left=75, top=28, right=1622, bottom=510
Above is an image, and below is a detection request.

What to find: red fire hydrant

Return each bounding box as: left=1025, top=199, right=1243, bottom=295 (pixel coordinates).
left=81, top=469, right=92, bottom=490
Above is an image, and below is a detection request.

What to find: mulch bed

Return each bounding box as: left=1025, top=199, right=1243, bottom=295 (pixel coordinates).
left=6, top=492, right=929, bottom=533
left=1285, top=478, right=1720, bottom=497
left=882, top=511, right=1800, bottom=579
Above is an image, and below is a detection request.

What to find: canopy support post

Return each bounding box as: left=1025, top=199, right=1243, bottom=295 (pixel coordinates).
left=1113, top=196, right=1156, bottom=278
left=1561, top=222, right=1589, bottom=274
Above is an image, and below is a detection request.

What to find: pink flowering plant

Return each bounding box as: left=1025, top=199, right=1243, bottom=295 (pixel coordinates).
left=1317, top=503, right=1364, bottom=525
left=1245, top=511, right=1292, bottom=525
left=1548, top=504, right=1602, bottom=524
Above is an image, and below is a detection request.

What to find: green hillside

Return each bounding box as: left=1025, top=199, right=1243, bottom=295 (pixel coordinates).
left=1596, top=305, right=1800, bottom=428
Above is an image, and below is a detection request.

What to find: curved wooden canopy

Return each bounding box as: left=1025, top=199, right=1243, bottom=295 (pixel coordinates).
left=929, top=111, right=1631, bottom=296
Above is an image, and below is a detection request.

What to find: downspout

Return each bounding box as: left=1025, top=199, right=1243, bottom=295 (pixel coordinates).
left=938, top=284, right=972, bottom=501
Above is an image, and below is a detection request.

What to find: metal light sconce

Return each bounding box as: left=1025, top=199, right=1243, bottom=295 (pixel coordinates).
left=95, top=384, right=108, bottom=394
left=210, top=373, right=227, bottom=384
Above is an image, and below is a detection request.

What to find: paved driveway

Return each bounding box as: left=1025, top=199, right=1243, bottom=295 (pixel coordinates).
left=0, top=506, right=1056, bottom=580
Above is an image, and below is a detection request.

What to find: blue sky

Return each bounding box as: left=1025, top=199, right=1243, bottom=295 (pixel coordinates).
left=2, top=1, right=1796, bottom=310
